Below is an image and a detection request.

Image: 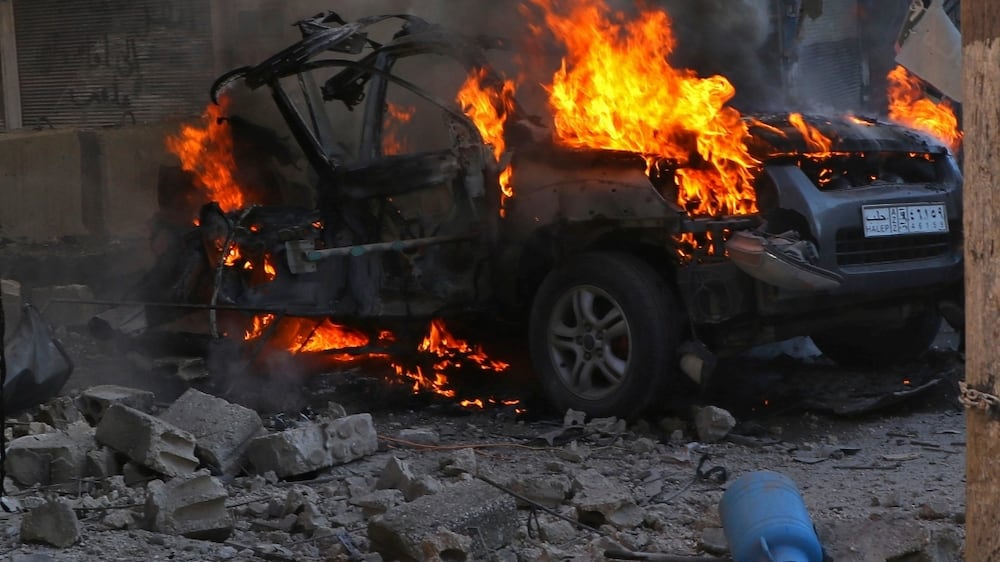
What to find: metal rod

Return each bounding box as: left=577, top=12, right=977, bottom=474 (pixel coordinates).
left=303, top=232, right=476, bottom=261
left=47, top=298, right=334, bottom=317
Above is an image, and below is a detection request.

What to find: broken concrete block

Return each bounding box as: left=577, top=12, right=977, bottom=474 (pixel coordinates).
left=571, top=468, right=643, bottom=529
left=20, top=497, right=80, bottom=548
left=396, top=428, right=440, bottom=446
left=160, top=389, right=264, bottom=475
left=508, top=474, right=572, bottom=508
left=377, top=456, right=439, bottom=501
left=145, top=470, right=233, bottom=542
left=95, top=404, right=199, bottom=477
left=78, top=385, right=155, bottom=424
left=694, top=405, right=736, bottom=443
left=35, top=396, right=84, bottom=430
left=440, top=448, right=478, bottom=477
left=246, top=413, right=378, bottom=478
left=368, top=479, right=518, bottom=561
left=352, top=489, right=406, bottom=517
left=31, top=284, right=98, bottom=328
left=5, top=424, right=94, bottom=486
left=84, top=446, right=121, bottom=479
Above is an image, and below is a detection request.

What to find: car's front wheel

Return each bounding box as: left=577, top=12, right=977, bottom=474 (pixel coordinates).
left=529, top=252, right=679, bottom=418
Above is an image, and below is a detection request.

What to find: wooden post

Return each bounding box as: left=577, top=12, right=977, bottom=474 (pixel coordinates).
left=963, top=1, right=1000, bottom=559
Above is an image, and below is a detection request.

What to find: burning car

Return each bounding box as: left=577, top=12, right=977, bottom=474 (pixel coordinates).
left=148, top=6, right=962, bottom=418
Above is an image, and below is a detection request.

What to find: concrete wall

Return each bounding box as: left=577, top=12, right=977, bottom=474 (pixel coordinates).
left=0, top=120, right=182, bottom=242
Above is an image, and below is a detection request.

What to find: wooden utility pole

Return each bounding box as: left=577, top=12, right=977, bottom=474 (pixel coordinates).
left=963, top=1, right=1000, bottom=559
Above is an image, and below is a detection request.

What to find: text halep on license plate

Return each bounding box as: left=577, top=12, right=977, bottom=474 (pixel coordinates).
left=862, top=203, right=948, bottom=238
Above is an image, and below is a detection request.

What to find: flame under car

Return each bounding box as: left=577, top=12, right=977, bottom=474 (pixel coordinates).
left=152, top=11, right=963, bottom=418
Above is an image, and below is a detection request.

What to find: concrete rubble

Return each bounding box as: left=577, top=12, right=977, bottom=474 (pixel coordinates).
left=78, top=385, right=155, bottom=424
left=368, top=479, right=519, bottom=561
left=0, top=378, right=968, bottom=561
left=160, top=389, right=263, bottom=475
left=145, top=470, right=233, bottom=541
left=19, top=497, right=80, bottom=548
left=95, top=404, right=200, bottom=477
left=245, top=413, right=378, bottom=478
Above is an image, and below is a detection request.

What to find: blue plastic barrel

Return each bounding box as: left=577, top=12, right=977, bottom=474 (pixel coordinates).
left=718, top=471, right=823, bottom=562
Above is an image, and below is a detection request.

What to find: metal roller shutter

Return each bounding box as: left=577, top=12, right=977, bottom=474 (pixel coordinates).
left=793, top=0, right=863, bottom=111
left=12, top=0, right=214, bottom=129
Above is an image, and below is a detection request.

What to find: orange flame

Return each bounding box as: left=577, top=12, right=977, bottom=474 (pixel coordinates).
left=165, top=97, right=249, bottom=212
left=457, top=68, right=517, bottom=211
left=530, top=0, right=758, bottom=217
left=383, top=102, right=416, bottom=155
left=788, top=113, right=834, bottom=153
left=242, top=315, right=511, bottom=406
left=887, top=65, right=962, bottom=153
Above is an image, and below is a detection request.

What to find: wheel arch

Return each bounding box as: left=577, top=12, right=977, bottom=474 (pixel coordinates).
left=513, top=222, right=685, bottom=317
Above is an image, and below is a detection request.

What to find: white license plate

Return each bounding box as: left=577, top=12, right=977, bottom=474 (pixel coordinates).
left=862, top=203, right=948, bottom=238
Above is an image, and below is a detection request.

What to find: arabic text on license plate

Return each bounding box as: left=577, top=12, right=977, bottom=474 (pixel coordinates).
left=862, top=203, right=948, bottom=238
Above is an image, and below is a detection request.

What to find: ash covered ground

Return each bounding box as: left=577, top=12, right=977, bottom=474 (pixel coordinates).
left=0, top=304, right=967, bottom=561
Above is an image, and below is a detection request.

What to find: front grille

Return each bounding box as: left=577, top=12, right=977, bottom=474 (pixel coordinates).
left=835, top=226, right=957, bottom=266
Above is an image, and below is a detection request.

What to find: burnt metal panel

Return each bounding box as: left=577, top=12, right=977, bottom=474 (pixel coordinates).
left=12, top=0, right=214, bottom=129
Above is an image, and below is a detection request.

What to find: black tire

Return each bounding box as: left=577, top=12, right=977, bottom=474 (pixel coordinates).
left=528, top=252, right=680, bottom=418
left=810, top=307, right=942, bottom=368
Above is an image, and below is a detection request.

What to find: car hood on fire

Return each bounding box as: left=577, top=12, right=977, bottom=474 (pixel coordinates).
left=746, top=113, right=950, bottom=158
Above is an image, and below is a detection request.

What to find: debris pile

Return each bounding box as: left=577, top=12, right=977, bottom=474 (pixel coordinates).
left=0, top=388, right=967, bottom=561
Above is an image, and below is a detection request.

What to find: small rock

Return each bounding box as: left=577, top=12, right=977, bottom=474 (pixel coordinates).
left=694, top=406, right=736, bottom=443
left=508, top=474, right=572, bottom=508
left=630, top=437, right=657, bottom=454
left=699, top=527, right=729, bottom=555
left=217, top=546, right=239, bottom=560
left=396, top=428, right=440, bottom=446
left=353, top=489, right=406, bottom=517
left=564, top=409, right=587, bottom=428
left=918, top=501, right=951, bottom=520
left=440, top=448, right=477, bottom=476
left=102, top=509, right=135, bottom=530
left=376, top=456, right=440, bottom=501
left=554, top=442, right=589, bottom=463
left=20, top=497, right=80, bottom=548
left=587, top=416, right=627, bottom=435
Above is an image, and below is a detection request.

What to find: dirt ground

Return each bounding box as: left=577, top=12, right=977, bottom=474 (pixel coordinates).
left=0, top=309, right=967, bottom=561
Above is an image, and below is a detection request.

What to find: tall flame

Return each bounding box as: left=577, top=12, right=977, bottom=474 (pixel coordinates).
left=165, top=97, right=248, bottom=212
left=530, top=0, right=758, bottom=216
left=457, top=68, right=517, bottom=211
left=887, top=65, right=962, bottom=153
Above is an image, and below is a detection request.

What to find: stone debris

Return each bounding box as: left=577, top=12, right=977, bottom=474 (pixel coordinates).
left=78, top=385, right=155, bottom=424
left=20, top=497, right=80, bottom=548
left=439, top=447, right=477, bottom=476
left=95, top=404, right=199, bottom=477
left=144, top=470, right=233, bottom=542
left=5, top=423, right=94, bottom=486
left=368, top=479, right=518, bottom=562
left=376, top=456, right=442, bottom=501
left=245, top=413, right=378, bottom=478
left=396, top=427, right=440, bottom=446
left=35, top=396, right=84, bottom=430
left=570, top=468, right=643, bottom=529
left=507, top=474, right=572, bottom=508
left=0, top=376, right=966, bottom=562
left=694, top=405, right=737, bottom=443
left=160, top=388, right=264, bottom=475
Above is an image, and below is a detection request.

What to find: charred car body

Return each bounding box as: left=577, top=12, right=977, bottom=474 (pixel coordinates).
left=151, top=13, right=962, bottom=417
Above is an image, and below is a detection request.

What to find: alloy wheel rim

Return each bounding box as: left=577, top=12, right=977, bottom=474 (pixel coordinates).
left=547, top=284, right=632, bottom=400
